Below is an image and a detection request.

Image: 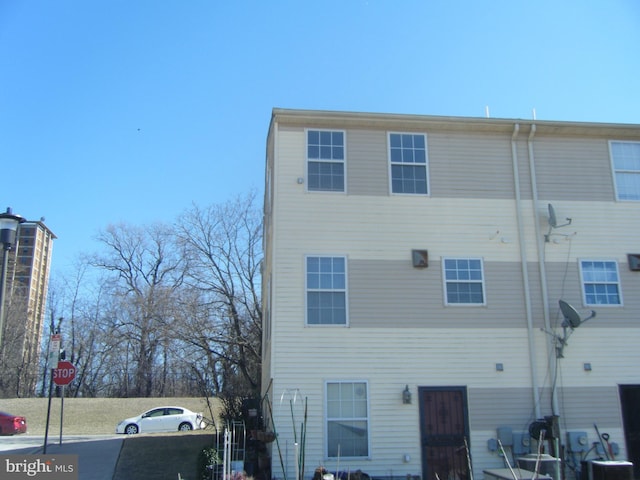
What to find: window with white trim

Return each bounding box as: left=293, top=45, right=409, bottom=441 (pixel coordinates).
left=306, top=256, right=347, bottom=325
left=580, top=260, right=622, bottom=305
left=610, top=141, right=640, bottom=201
left=443, top=258, right=485, bottom=305
left=389, top=133, right=428, bottom=194
left=326, top=381, right=369, bottom=458
left=307, top=130, right=345, bottom=192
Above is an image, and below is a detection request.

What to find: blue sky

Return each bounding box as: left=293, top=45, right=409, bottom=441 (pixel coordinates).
left=2, top=0, right=639, bottom=274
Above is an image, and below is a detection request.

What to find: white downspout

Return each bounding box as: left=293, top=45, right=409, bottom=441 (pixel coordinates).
left=511, top=123, right=542, bottom=419
left=526, top=124, right=560, bottom=415
left=527, top=124, right=562, bottom=480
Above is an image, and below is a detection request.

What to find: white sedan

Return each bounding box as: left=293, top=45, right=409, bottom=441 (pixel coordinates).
left=116, top=406, right=205, bottom=434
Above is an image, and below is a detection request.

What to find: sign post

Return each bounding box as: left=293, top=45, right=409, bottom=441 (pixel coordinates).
left=43, top=333, right=63, bottom=454
left=53, top=361, right=76, bottom=445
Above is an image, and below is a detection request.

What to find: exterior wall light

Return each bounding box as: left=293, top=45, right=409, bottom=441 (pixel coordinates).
left=402, top=385, right=412, bottom=404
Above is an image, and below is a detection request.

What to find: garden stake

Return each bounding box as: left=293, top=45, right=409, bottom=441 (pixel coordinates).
left=464, top=437, right=473, bottom=480
left=498, top=440, right=518, bottom=480
left=300, top=397, right=308, bottom=480
left=265, top=393, right=288, bottom=480
left=533, top=429, right=545, bottom=479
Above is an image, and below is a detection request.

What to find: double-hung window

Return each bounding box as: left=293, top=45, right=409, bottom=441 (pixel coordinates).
left=443, top=258, right=485, bottom=305
left=580, top=260, right=622, bottom=305
left=326, top=381, right=369, bottom=458
left=307, top=130, right=345, bottom=192
left=610, top=141, right=640, bottom=201
left=389, top=133, right=428, bottom=194
left=306, top=256, right=347, bottom=325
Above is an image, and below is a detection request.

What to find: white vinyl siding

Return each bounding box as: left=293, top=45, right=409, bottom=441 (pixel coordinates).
left=326, top=380, right=369, bottom=458
left=579, top=260, right=622, bottom=306
left=610, top=141, right=640, bottom=201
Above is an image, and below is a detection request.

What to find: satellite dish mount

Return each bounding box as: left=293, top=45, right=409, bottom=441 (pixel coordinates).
left=545, top=204, right=572, bottom=242
left=546, top=300, right=596, bottom=358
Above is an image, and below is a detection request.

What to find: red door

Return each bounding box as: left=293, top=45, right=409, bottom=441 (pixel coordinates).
left=419, top=387, right=471, bottom=480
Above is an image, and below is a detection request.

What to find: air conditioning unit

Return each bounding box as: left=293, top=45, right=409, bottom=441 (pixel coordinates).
left=517, top=454, right=559, bottom=480
left=591, top=461, right=633, bottom=480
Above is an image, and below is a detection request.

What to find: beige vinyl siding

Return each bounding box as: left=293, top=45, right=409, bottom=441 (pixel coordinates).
left=533, top=137, right=614, bottom=201
left=558, top=387, right=626, bottom=426
left=469, top=388, right=540, bottom=430
left=275, top=124, right=623, bottom=203
left=347, top=129, right=389, bottom=196
left=470, top=386, right=622, bottom=430
left=545, top=261, right=640, bottom=327
left=429, top=132, right=517, bottom=199
left=349, top=259, right=546, bottom=329
left=349, top=257, right=640, bottom=329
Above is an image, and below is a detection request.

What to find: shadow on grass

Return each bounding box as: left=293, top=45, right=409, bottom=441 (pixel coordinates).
left=114, top=432, right=216, bottom=480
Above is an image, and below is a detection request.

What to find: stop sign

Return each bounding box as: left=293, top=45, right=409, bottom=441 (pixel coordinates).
left=53, top=361, right=76, bottom=386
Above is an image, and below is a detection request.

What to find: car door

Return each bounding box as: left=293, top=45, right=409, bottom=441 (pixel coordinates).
left=163, top=408, right=184, bottom=431
left=139, top=408, right=166, bottom=433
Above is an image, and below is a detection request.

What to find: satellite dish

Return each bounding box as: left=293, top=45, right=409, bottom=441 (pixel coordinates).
left=544, top=300, right=597, bottom=358
left=545, top=204, right=572, bottom=242
left=548, top=204, right=558, bottom=228
left=559, top=300, right=596, bottom=329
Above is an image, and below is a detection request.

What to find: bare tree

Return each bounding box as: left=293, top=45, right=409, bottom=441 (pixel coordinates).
left=174, top=191, right=263, bottom=397
left=91, top=222, right=186, bottom=397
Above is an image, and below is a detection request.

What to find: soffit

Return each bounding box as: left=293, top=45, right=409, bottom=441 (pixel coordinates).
left=270, top=108, right=640, bottom=139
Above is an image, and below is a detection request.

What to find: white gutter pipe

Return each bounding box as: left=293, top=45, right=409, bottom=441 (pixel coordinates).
left=527, top=124, right=562, bottom=480
left=511, top=123, right=542, bottom=419
left=526, top=124, right=560, bottom=415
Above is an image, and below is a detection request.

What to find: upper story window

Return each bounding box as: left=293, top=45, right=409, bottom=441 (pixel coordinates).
left=307, top=130, right=345, bottom=192
left=610, top=141, right=640, bottom=201
left=443, top=257, right=485, bottom=305
left=306, top=256, right=347, bottom=325
left=389, top=133, right=428, bottom=194
left=580, top=260, right=622, bottom=305
left=326, top=381, right=369, bottom=458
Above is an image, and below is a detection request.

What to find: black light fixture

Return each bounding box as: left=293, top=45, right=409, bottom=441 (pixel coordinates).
left=0, top=207, right=26, bottom=347
left=412, top=250, right=428, bottom=268
left=402, top=385, right=412, bottom=404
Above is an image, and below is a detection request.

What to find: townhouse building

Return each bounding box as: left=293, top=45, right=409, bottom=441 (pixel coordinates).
left=261, top=108, right=640, bottom=480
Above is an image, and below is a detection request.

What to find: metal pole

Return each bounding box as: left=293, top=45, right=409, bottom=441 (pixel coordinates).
left=43, top=368, right=54, bottom=454
left=0, top=246, right=10, bottom=348
left=59, top=386, right=65, bottom=445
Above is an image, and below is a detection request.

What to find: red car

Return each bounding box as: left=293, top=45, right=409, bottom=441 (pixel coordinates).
left=0, top=411, right=27, bottom=435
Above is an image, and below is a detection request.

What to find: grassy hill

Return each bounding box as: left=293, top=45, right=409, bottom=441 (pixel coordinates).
left=0, top=397, right=220, bottom=435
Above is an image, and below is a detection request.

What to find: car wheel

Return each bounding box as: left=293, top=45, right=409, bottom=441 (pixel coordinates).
left=178, top=422, right=193, bottom=432
left=125, top=424, right=139, bottom=435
